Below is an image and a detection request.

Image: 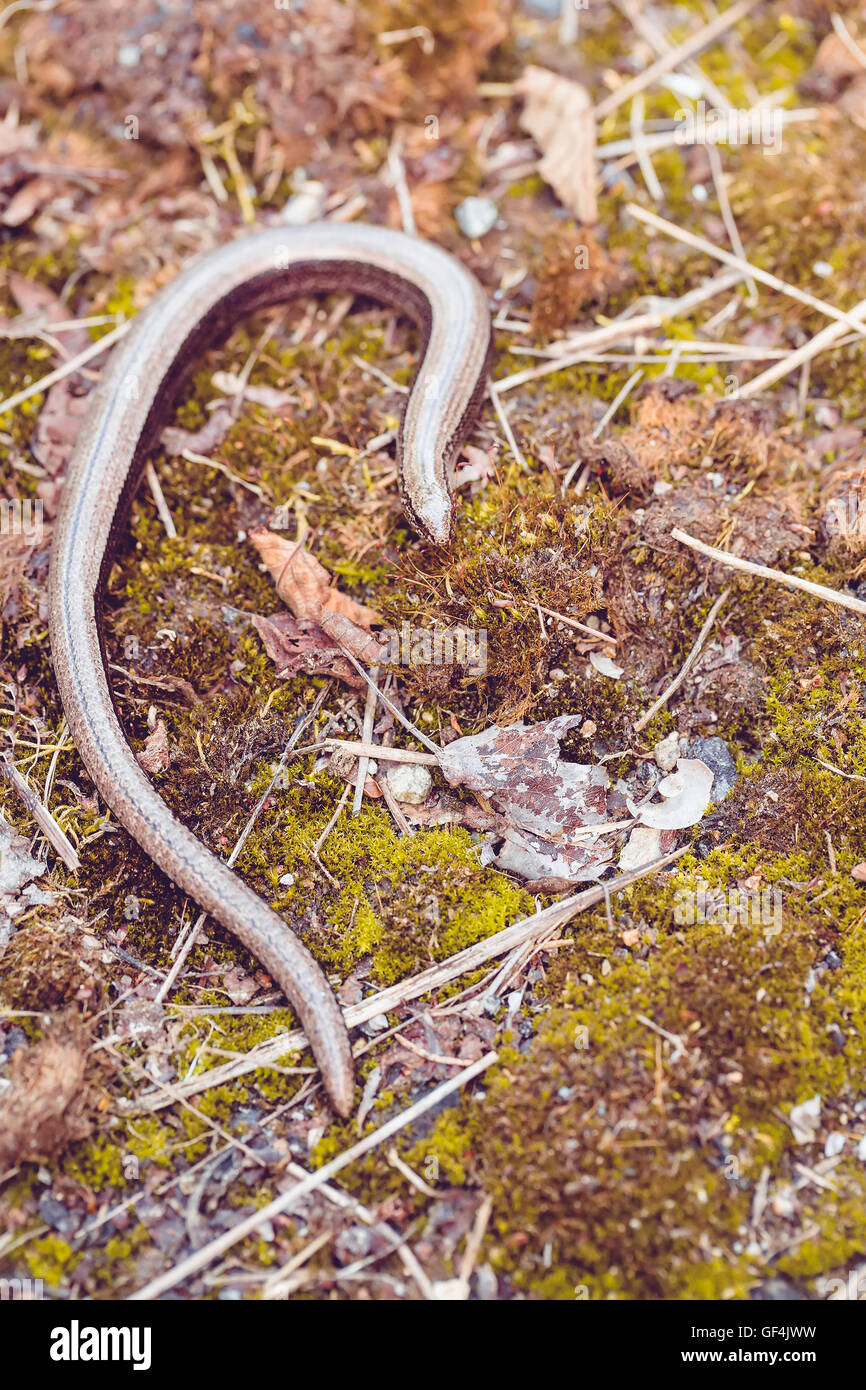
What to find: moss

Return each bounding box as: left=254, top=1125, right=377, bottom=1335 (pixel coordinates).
left=62, top=1137, right=127, bottom=1192
left=24, top=1236, right=81, bottom=1287
left=406, top=892, right=866, bottom=1299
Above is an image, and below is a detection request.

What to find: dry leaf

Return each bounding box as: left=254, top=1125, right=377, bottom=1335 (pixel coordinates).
left=249, top=530, right=382, bottom=628
left=31, top=380, right=91, bottom=479
left=439, top=716, right=609, bottom=839
left=439, top=716, right=620, bottom=884
left=250, top=612, right=369, bottom=688
left=1, top=813, right=50, bottom=940
left=492, top=823, right=617, bottom=884
left=160, top=405, right=236, bottom=457
left=2, top=175, right=59, bottom=227
left=137, top=719, right=170, bottom=775
left=221, top=965, right=259, bottom=1006
left=518, top=65, right=597, bottom=224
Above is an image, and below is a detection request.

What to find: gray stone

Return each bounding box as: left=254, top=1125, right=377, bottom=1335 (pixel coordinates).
left=687, top=736, right=737, bottom=800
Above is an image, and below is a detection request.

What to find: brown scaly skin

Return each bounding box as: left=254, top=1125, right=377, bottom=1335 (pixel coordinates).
left=48, top=223, right=492, bottom=1115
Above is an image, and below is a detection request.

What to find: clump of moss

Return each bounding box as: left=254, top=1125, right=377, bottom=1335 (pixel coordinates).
left=416, top=895, right=866, bottom=1298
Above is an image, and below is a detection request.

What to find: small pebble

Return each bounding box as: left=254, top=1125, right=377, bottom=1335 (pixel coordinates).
left=824, top=1132, right=846, bottom=1158
left=654, top=730, right=680, bottom=773
left=455, top=196, right=498, bottom=239
left=687, top=736, right=737, bottom=801
left=116, top=43, right=141, bottom=68
left=279, top=872, right=295, bottom=887
left=475, top=1263, right=498, bottom=1301
left=384, top=762, right=432, bottom=805
left=361, top=1013, right=389, bottom=1036
left=812, top=260, right=834, bottom=278
left=281, top=180, right=326, bottom=225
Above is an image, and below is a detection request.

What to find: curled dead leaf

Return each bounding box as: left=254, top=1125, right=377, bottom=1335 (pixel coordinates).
left=518, top=65, right=597, bottom=224
left=249, top=530, right=383, bottom=628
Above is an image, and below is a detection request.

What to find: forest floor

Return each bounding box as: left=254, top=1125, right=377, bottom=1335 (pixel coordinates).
left=3, top=0, right=866, bottom=1301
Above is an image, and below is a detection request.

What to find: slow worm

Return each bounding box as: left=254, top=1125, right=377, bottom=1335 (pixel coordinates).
left=48, top=224, right=492, bottom=1116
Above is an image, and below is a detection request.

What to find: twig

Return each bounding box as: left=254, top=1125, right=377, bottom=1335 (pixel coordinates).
left=314, top=782, right=352, bottom=855
left=814, top=757, right=866, bottom=784
left=378, top=774, right=413, bottom=836
left=591, top=368, right=644, bottom=439
left=260, top=1231, right=332, bottom=1299
left=597, top=108, right=819, bottom=161
left=180, top=448, right=269, bottom=499
left=488, top=382, right=528, bottom=472
left=495, top=313, right=662, bottom=393
left=128, top=1051, right=498, bottom=1300
left=559, top=0, right=578, bottom=45
left=353, top=665, right=380, bottom=818
left=128, top=847, right=688, bottom=1111
left=0, top=755, right=80, bottom=870
left=493, top=272, right=743, bottom=394
left=0, top=321, right=129, bottom=416
left=706, top=144, right=757, bottom=303
left=615, top=0, right=733, bottom=112
left=594, top=0, right=760, bottom=118
left=326, top=738, right=438, bottom=765
left=387, top=1146, right=439, bottom=1198
left=825, top=830, right=837, bottom=877
left=351, top=353, right=409, bottom=395
left=282, top=1159, right=434, bottom=1300
left=145, top=462, right=177, bottom=540
left=672, top=528, right=866, bottom=615
left=831, top=13, right=866, bottom=70
left=634, top=588, right=730, bottom=732
left=0, top=0, right=58, bottom=34
left=630, top=94, right=663, bottom=202
left=337, top=650, right=441, bottom=754
left=739, top=297, right=866, bottom=396
left=396, top=1033, right=466, bottom=1068
left=627, top=203, right=866, bottom=340
left=455, top=1194, right=494, bottom=1296
left=490, top=594, right=617, bottom=644
left=386, top=131, right=416, bottom=237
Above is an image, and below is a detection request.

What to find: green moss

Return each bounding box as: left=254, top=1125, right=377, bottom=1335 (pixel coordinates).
left=25, top=1236, right=81, bottom=1287
left=63, top=1137, right=126, bottom=1192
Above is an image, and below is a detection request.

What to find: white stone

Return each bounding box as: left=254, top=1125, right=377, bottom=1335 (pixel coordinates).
left=384, top=762, right=433, bottom=805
